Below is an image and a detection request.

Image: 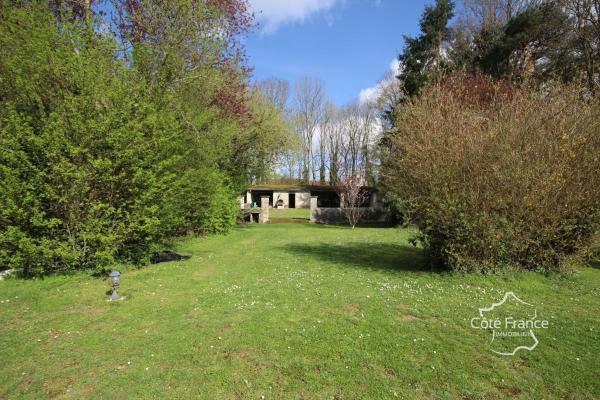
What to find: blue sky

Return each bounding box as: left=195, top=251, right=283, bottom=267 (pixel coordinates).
left=245, top=0, right=433, bottom=106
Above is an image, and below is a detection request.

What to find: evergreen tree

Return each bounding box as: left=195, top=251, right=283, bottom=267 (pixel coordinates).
left=476, top=3, right=568, bottom=82
left=380, top=0, right=455, bottom=153
left=448, top=1, right=598, bottom=91
left=397, top=0, right=455, bottom=98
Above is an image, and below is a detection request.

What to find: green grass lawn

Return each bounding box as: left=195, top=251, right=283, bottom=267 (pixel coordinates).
left=269, top=207, right=310, bottom=223
left=1, top=224, right=599, bottom=399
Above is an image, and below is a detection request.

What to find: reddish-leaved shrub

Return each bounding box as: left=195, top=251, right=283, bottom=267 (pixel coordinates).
left=382, top=73, right=600, bottom=272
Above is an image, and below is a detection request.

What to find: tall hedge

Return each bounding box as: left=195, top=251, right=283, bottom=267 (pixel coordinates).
left=0, top=4, right=255, bottom=275
left=382, top=73, right=600, bottom=272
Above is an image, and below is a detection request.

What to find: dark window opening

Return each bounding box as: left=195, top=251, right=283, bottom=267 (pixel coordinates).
left=310, top=190, right=340, bottom=207
left=251, top=191, right=273, bottom=207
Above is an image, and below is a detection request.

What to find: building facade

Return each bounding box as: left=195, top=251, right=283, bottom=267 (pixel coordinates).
left=241, top=185, right=342, bottom=209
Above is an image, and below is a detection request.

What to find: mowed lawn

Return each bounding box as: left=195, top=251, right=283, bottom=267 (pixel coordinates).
left=1, top=224, right=599, bottom=399
left=269, top=208, right=311, bottom=223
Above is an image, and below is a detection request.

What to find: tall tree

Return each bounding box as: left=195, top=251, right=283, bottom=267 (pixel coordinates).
left=46, top=0, right=100, bottom=22
left=255, top=78, right=290, bottom=111
left=359, top=103, right=377, bottom=184
left=557, top=0, right=600, bottom=94
left=112, top=0, right=255, bottom=121
left=334, top=103, right=379, bottom=181
left=372, top=70, right=405, bottom=132
left=292, top=77, right=325, bottom=183
left=476, top=2, right=568, bottom=82
left=397, top=0, right=455, bottom=98
left=450, top=0, right=600, bottom=92
left=460, top=0, right=543, bottom=30
left=318, top=102, right=336, bottom=183
left=254, top=78, right=298, bottom=182
left=322, top=104, right=343, bottom=184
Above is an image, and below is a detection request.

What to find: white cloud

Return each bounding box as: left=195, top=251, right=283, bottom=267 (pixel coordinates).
left=249, top=0, right=339, bottom=33
left=359, top=86, right=382, bottom=105
left=389, top=58, right=401, bottom=75
left=359, top=57, right=401, bottom=105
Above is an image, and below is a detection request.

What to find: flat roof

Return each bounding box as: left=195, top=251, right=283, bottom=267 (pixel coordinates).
left=248, top=183, right=376, bottom=191
left=248, top=184, right=336, bottom=191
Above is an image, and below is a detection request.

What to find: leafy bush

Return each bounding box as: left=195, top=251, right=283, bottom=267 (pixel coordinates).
left=382, top=73, right=600, bottom=272
left=0, top=4, right=278, bottom=275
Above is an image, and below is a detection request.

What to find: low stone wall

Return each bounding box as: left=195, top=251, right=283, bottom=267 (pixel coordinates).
left=308, top=195, right=390, bottom=225
left=310, top=207, right=387, bottom=224
left=309, top=195, right=386, bottom=224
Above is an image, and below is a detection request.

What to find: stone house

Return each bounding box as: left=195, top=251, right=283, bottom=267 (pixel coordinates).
left=240, top=183, right=388, bottom=224
left=240, top=184, right=342, bottom=209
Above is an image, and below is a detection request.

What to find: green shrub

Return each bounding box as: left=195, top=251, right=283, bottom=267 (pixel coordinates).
left=382, top=73, right=600, bottom=272
left=169, top=168, right=239, bottom=236
left=0, top=4, right=258, bottom=275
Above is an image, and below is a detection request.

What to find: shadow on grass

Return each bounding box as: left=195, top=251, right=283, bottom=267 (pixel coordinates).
left=282, top=242, right=436, bottom=273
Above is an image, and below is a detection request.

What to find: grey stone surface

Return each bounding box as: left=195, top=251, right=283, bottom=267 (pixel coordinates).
left=310, top=206, right=387, bottom=224
left=309, top=196, right=318, bottom=223
left=260, top=196, right=270, bottom=224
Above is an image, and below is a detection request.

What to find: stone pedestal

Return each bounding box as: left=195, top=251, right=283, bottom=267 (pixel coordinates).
left=309, top=196, right=318, bottom=223
left=260, top=196, right=270, bottom=224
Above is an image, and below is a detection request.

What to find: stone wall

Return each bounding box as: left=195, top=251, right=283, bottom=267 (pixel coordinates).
left=311, top=207, right=387, bottom=224
left=259, top=196, right=269, bottom=223
left=273, top=191, right=289, bottom=208
left=310, top=196, right=387, bottom=224
left=295, top=191, right=311, bottom=208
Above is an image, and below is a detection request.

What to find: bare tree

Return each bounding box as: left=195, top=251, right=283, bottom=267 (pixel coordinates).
left=335, top=172, right=369, bottom=229
left=292, top=77, right=326, bottom=183
left=458, top=0, right=600, bottom=93
left=316, top=101, right=335, bottom=183
left=337, top=102, right=379, bottom=179
left=322, top=103, right=343, bottom=184
left=254, top=78, right=300, bottom=179
left=280, top=130, right=303, bottom=180
left=460, top=0, right=543, bottom=30
left=558, top=0, right=600, bottom=94
left=340, top=104, right=362, bottom=175
left=267, top=78, right=380, bottom=185
left=359, top=102, right=377, bottom=183
left=256, top=78, right=300, bottom=179
left=255, top=78, right=290, bottom=111
left=375, top=70, right=405, bottom=127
